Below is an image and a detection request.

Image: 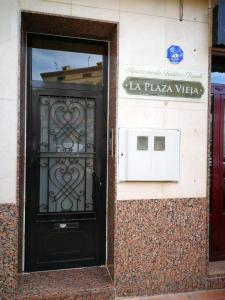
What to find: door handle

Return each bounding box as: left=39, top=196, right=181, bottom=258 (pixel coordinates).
left=109, top=128, right=114, bottom=157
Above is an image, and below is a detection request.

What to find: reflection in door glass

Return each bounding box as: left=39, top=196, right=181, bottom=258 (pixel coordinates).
left=211, top=72, right=225, bottom=84
left=32, top=48, right=103, bottom=85
left=212, top=54, right=225, bottom=84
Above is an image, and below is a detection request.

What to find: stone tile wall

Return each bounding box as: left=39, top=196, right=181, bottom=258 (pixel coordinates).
left=114, top=198, right=208, bottom=297
left=0, top=204, right=18, bottom=299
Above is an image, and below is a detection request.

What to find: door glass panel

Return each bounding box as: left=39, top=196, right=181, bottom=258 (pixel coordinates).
left=211, top=72, right=225, bottom=84
left=32, top=38, right=103, bottom=86
left=39, top=95, right=95, bottom=213
left=212, top=55, right=225, bottom=84
left=40, top=96, right=95, bottom=153
left=30, top=37, right=103, bottom=213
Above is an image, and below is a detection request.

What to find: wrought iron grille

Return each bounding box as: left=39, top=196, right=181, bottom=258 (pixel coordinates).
left=38, top=95, right=95, bottom=213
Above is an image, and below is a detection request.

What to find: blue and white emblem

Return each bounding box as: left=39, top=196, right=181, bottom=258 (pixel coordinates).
left=167, top=45, right=183, bottom=64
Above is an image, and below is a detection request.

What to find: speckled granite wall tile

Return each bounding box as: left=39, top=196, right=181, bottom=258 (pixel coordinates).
left=22, top=12, right=117, bottom=42
left=114, top=198, right=208, bottom=297
left=0, top=203, right=18, bottom=299
left=107, top=28, right=118, bottom=281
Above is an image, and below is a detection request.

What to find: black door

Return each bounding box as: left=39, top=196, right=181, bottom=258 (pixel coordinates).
left=25, top=34, right=107, bottom=272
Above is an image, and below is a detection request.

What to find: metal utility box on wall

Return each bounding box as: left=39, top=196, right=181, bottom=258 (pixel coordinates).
left=118, top=128, right=180, bottom=182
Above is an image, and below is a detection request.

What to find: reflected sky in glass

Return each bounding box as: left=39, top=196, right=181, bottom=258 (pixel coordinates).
left=211, top=72, right=225, bottom=84
left=32, top=48, right=102, bottom=81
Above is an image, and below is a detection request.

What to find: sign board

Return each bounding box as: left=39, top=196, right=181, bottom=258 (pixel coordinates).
left=167, top=45, right=183, bottom=64
left=120, top=65, right=206, bottom=102
left=123, top=77, right=204, bottom=99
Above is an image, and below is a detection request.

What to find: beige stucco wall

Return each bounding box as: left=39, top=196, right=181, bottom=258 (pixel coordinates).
left=117, top=1, right=209, bottom=200
left=0, top=0, right=210, bottom=203
left=0, top=0, right=19, bottom=204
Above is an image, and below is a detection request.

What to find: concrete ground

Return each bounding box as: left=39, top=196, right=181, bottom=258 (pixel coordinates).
left=117, top=289, right=225, bottom=299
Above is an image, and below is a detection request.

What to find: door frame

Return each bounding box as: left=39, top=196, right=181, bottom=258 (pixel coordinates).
left=18, top=12, right=117, bottom=274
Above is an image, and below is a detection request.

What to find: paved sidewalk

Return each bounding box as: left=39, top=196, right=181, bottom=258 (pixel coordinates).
left=117, top=289, right=225, bottom=299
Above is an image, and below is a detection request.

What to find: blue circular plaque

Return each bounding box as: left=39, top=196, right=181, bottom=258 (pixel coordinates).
left=167, top=45, right=183, bottom=64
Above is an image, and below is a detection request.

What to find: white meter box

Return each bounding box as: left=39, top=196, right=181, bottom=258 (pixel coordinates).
left=118, top=128, right=180, bottom=181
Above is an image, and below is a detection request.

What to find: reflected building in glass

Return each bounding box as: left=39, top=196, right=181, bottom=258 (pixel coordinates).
left=41, top=62, right=103, bottom=85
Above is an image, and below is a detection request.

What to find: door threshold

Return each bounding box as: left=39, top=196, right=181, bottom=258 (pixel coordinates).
left=22, top=265, right=105, bottom=274
left=207, top=261, right=225, bottom=290
left=208, top=261, right=225, bottom=277
left=17, top=266, right=115, bottom=299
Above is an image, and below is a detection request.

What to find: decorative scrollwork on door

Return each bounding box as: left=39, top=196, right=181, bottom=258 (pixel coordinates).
left=39, top=95, right=95, bottom=213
